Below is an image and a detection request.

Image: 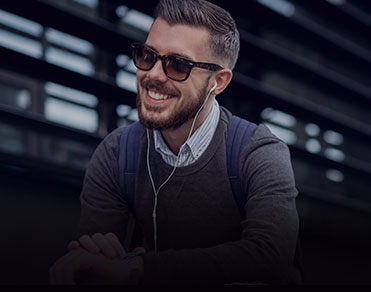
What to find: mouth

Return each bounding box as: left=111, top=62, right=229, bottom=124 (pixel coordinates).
left=144, top=87, right=180, bottom=105
left=140, top=79, right=180, bottom=105
left=148, top=89, right=174, bottom=101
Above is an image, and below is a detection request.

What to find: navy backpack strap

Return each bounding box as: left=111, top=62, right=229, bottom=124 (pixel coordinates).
left=119, top=121, right=142, bottom=211
left=226, top=115, right=257, bottom=219
left=227, top=117, right=304, bottom=282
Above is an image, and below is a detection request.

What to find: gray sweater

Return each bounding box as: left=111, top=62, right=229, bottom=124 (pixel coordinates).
left=79, top=107, right=300, bottom=285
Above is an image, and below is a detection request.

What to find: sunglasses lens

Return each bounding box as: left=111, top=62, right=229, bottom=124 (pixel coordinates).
left=131, top=44, right=193, bottom=81
left=133, top=45, right=156, bottom=70
left=165, top=56, right=191, bottom=81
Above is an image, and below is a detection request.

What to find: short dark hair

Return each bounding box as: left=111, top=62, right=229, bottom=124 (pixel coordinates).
left=154, top=0, right=240, bottom=70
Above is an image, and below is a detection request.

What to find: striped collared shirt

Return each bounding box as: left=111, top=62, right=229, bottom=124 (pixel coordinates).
left=153, top=99, right=220, bottom=167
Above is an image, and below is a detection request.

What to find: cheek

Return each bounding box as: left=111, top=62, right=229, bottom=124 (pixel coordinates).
left=136, top=72, right=145, bottom=89
left=178, top=79, right=200, bottom=98
left=180, top=82, right=204, bottom=102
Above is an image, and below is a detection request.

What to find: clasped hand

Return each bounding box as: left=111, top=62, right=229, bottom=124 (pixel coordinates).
left=49, top=232, right=145, bottom=285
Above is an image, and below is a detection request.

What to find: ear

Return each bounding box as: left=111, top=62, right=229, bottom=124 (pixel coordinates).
left=212, top=69, right=233, bottom=95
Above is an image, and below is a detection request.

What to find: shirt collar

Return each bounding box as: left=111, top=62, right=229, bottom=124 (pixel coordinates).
left=153, top=99, right=220, bottom=163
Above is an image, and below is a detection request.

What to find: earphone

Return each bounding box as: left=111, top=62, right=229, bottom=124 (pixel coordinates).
left=146, top=81, right=217, bottom=252
left=210, top=81, right=217, bottom=95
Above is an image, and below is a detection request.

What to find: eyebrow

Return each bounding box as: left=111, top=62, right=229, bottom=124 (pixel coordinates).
left=144, top=43, right=195, bottom=62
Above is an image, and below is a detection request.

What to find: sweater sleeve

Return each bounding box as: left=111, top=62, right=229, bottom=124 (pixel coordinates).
left=239, top=124, right=299, bottom=283
left=139, top=124, right=300, bottom=285
left=78, top=127, right=131, bottom=245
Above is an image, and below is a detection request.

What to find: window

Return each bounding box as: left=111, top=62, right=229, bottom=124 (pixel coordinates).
left=0, top=81, right=31, bottom=110
left=44, top=82, right=98, bottom=133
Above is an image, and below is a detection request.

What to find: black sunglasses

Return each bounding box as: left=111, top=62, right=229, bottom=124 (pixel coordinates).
left=131, top=42, right=223, bottom=82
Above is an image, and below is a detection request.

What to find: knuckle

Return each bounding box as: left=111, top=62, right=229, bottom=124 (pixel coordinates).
left=79, top=234, right=90, bottom=242
left=67, top=240, right=78, bottom=249
left=92, top=232, right=103, bottom=240
left=105, top=232, right=117, bottom=240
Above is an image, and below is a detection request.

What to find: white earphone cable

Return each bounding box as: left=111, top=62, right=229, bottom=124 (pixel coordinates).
left=146, top=82, right=217, bottom=252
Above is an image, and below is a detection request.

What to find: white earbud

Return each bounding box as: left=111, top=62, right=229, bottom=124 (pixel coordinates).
left=210, top=82, right=217, bottom=95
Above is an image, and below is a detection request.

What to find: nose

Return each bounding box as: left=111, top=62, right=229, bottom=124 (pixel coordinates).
left=146, top=59, right=168, bottom=83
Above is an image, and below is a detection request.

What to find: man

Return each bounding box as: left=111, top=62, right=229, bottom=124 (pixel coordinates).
left=50, top=0, right=301, bottom=285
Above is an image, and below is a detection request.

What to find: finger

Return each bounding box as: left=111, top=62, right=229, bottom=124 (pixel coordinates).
left=132, top=247, right=146, bottom=255
left=92, top=233, right=118, bottom=259
left=78, top=234, right=100, bottom=254
left=104, top=232, right=126, bottom=259
left=49, top=248, right=86, bottom=285
left=67, top=240, right=80, bottom=251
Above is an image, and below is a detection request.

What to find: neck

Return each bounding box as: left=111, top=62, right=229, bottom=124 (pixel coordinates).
left=161, top=98, right=214, bottom=155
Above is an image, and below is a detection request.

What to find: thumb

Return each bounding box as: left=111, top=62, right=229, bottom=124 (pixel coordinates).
left=132, top=247, right=146, bottom=255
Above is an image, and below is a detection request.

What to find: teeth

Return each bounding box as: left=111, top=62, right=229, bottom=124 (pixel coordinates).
left=148, top=90, right=171, bottom=100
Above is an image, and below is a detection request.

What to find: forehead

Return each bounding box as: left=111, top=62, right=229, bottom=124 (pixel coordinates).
left=145, top=18, right=211, bottom=61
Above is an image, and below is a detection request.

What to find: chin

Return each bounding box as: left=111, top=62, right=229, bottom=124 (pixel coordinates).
left=138, top=110, right=185, bottom=131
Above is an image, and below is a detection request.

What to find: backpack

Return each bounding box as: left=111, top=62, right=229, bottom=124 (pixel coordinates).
left=118, top=116, right=304, bottom=282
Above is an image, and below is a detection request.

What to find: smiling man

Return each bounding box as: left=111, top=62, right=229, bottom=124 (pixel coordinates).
left=50, top=0, right=302, bottom=285
left=135, top=16, right=233, bottom=151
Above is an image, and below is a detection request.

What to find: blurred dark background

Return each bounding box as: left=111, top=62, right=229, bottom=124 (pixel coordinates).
left=0, top=0, right=370, bottom=285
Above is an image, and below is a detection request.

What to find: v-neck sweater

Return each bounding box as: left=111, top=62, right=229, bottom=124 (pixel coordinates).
left=78, top=106, right=300, bottom=285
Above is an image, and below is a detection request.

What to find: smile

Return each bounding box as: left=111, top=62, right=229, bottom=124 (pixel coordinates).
left=148, top=89, right=173, bottom=101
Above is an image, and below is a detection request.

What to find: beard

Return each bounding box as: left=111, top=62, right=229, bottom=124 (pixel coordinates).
left=136, top=78, right=210, bottom=131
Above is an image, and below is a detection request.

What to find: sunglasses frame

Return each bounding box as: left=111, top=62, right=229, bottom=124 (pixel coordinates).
left=131, top=42, right=223, bottom=81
